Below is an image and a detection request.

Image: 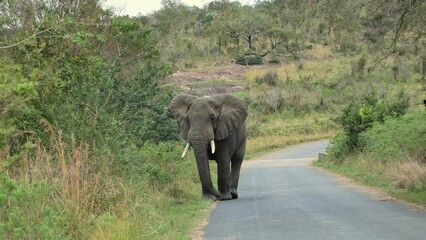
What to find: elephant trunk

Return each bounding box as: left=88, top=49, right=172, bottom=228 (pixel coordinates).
left=192, top=142, right=219, bottom=198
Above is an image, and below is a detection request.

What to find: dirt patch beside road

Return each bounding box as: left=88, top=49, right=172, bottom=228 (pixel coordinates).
left=166, top=63, right=264, bottom=95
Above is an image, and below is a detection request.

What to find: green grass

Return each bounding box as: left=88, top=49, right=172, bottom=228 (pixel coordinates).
left=315, top=154, right=389, bottom=188
left=91, top=195, right=211, bottom=240
left=392, top=191, right=426, bottom=205
left=90, top=153, right=213, bottom=239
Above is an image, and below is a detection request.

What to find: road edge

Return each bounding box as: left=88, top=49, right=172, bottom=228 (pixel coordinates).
left=312, top=165, right=426, bottom=211
left=189, top=202, right=217, bottom=240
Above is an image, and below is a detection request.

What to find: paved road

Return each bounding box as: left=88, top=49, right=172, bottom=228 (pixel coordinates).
left=203, top=140, right=426, bottom=240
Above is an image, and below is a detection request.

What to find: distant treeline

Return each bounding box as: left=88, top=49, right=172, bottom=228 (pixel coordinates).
left=137, top=0, right=425, bottom=68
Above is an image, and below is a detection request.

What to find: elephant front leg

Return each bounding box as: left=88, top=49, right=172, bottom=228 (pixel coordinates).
left=202, top=188, right=219, bottom=200
left=217, top=159, right=233, bottom=201
left=230, top=142, right=245, bottom=199
left=230, top=160, right=242, bottom=199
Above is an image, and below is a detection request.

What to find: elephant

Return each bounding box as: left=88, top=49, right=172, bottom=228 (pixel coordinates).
left=168, top=94, right=248, bottom=200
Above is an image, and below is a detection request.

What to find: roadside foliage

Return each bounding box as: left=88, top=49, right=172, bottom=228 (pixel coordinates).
left=1, top=0, right=425, bottom=238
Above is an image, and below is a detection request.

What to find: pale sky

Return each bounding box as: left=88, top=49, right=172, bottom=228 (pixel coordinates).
left=104, top=0, right=255, bottom=16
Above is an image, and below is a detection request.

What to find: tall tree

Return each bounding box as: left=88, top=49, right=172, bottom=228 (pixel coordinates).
left=238, top=6, right=273, bottom=50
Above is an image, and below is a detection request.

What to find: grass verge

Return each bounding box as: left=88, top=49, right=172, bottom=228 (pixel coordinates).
left=89, top=143, right=214, bottom=239
left=315, top=153, right=426, bottom=206
left=90, top=190, right=212, bottom=240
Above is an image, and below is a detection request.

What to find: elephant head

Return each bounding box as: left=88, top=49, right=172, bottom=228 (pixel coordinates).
left=168, top=94, right=248, bottom=199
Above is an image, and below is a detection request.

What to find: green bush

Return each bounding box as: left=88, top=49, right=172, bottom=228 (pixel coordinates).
left=236, top=54, right=262, bottom=65
left=333, top=89, right=409, bottom=153
left=119, top=142, right=196, bottom=185
left=326, top=133, right=352, bottom=162
left=0, top=175, right=69, bottom=240
left=1, top=12, right=179, bottom=238
left=360, top=109, right=426, bottom=160
left=268, top=58, right=280, bottom=64
left=0, top=61, right=40, bottom=154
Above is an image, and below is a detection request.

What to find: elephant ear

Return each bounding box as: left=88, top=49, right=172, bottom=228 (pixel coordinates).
left=168, top=94, right=196, bottom=140
left=214, top=94, right=248, bottom=141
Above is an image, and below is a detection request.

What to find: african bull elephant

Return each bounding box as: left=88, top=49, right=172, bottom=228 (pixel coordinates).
left=168, top=94, right=248, bottom=200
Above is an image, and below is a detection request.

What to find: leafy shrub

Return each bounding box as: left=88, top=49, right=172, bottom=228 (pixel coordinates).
left=0, top=175, right=69, bottom=240
left=0, top=61, right=40, bottom=156
left=236, top=54, right=262, bottom=65
left=118, top=141, right=197, bottom=187
left=360, top=109, right=426, bottom=160
left=326, top=133, right=352, bottom=161
left=268, top=58, right=280, bottom=64
left=333, top=89, right=409, bottom=153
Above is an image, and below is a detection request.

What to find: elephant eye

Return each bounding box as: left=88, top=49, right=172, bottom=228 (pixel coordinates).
left=211, top=114, right=217, bottom=120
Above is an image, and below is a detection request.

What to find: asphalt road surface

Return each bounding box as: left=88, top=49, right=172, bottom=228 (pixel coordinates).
left=202, top=140, right=426, bottom=240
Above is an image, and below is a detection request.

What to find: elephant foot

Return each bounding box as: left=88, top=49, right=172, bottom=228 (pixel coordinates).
left=202, top=193, right=219, bottom=201
left=230, top=189, right=238, bottom=199
left=219, top=191, right=233, bottom=201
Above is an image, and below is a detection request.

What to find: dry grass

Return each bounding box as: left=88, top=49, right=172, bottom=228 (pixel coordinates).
left=262, top=115, right=332, bottom=133
left=7, top=120, right=124, bottom=238
left=304, top=44, right=333, bottom=60
left=301, top=58, right=350, bottom=81
left=244, top=64, right=297, bottom=84
left=389, top=157, right=426, bottom=191
left=244, top=45, right=352, bottom=86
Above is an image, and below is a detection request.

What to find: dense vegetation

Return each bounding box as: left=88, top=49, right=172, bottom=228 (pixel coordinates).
left=1, top=0, right=425, bottom=238
left=0, top=1, right=192, bottom=239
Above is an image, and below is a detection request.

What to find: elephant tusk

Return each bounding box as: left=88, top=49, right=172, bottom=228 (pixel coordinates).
left=182, top=143, right=190, bottom=158
left=211, top=140, right=216, bottom=154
